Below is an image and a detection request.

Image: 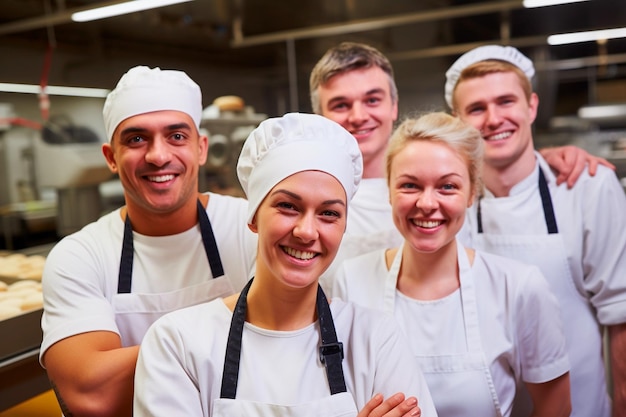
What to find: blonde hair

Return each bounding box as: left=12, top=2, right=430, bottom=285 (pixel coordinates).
left=309, top=42, right=398, bottom=114
left=386, top=112, right=484, bottom=198
left=451, top=60, right=533, bottom=111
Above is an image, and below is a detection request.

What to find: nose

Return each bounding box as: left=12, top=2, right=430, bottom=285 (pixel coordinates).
left=348, top=102, right=368, bottom=124
left=484, top=105, right=503, bottom=129
left=416, top=189, right=438, bottom=212
left=293, top=213, right=319, bottom=243
left=145, top=138, right=171, bottom=167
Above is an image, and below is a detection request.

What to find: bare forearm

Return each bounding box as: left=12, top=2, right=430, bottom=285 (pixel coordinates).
left=47, top=344, right=139, bottom=417
left=527, top=373, right=571, bottom=417
left=610, top=323, right=626, bottom=417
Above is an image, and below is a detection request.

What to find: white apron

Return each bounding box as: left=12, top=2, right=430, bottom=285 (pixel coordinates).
left=383, top=241, right=503, bottom=417
left=112, top=199, right=235, bottom=346
left=213, top=279, right=359, bottom=417
left=473, top=168, right=609, bottom=417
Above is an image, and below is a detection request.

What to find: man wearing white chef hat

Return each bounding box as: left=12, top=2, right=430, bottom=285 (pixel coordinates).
left=446, top=44, right=626, bottom=417
left=40, top=66, right=257, bottom=417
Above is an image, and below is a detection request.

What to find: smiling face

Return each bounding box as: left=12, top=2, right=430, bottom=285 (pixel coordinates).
left=249, top=170, right=347, bottom=290
left=389, top=140, right=473, bottom=254
left=453, top=71, right=538, bottom=172
left=317, top=66, right=398, bottom=178
left=102, top=110, right=208, bottom=218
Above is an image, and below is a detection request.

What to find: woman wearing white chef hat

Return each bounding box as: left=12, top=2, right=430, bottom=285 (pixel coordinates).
left=333, top=112, right=571, bottom=417
left=133, top=112, right=438, bottom=417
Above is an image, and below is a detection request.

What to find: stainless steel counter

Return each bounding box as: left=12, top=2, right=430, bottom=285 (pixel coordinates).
left=0, top=308, right=49, bottom=411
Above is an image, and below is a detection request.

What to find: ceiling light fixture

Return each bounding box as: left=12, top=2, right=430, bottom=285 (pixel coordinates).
left=523, top=0, right=589, bottom=8
left=578, top=103, right=626, bottom=120
left=548, top=27, right=626, bottom=45
left=0, top=83, right=110, bottom=98
left=72, top=0, right=194, bottom=23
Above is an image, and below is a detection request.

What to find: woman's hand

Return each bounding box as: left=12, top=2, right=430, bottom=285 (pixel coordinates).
left=358, top=392, right=421, bottom=417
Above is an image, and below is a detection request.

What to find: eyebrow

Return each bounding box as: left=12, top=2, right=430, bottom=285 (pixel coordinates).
left=397, top=172, right=463, bottom=181
left=271, top=189, right=346, bottom=206
left=326, top=87, right=386, bottom=106
left=119, top=122, right=193, bottom=137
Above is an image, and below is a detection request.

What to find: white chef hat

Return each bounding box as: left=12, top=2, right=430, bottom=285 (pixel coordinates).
left=237, top=112, right=363, bottom=224
left=102, top=66, right=202, bottom=141
left=444, top=45, right=535, bottom=108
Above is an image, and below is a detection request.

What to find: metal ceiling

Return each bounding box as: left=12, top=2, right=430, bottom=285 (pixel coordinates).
left=0, top=0, right=625, bottom=123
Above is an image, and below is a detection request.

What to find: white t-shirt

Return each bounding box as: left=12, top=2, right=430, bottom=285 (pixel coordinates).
left=134, top=298, right=438, bottom=417
left=41, top=192, right=257, bottom=359
left=333, top=248, right=569, bottom=417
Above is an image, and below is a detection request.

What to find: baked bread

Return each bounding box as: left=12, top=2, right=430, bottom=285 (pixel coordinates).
left=213, top=95, right=245, bottom=111
left=0, top=304, right=22, bottom=320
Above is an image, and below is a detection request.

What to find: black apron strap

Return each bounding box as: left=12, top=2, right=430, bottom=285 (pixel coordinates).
left=476, top=167, right=558, bottom=235
left=117, top=199, right=225, bottom=294
left=476, top=198, right=484, bottom=234
left=197, top=199, right=225, bottom=278
left=220, top=278, right=253, bottom=399
left=220, top=281, right=347, bottom=399
left=117, top=214, right=134, bottom=294
left=538, top=168, right=559, bottom=234
left=316, top=285, right=347, bottom=395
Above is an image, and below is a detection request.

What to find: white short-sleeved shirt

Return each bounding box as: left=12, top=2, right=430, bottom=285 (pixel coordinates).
left=40, top=192, right=257, bottom=359
left=333, top=248, right=570, bottom=417
left=134, top=298, right=438, bottom=417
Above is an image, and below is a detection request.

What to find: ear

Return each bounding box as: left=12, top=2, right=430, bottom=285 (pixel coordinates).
left=198, top=132, right=209, bottom=165
left=247, top=215, right=258, bottom=234
left=391, top=100, right=399, bottom=122
left=467, top=190, right=476, bottom=208
left=528, top=92, right=539, bottom=124
left=102, top=142, right=118, bottom=173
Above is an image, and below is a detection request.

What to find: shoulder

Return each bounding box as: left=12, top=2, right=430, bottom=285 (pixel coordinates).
left=331, top=299, right=397, bottom=336
left=341, top=249, right=385, bottom=273
left=204, top=192, right=249, bottom=221
left=205, top=191, right=247, bottom=207
left=149, top=298, right=231, bottom=336
left=46, top=210, right=122, bottom=260
left=333, top=250, right=387, bottom=295
left=473, top=251, right=550, bottom=292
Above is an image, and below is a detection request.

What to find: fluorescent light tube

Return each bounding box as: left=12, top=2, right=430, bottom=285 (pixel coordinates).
left=548, top=27, right=626, bottom=45
left=523, top=0, right=589, bottom=8
left=578, top=104, right=626, bottom=119
left=72, top=0, right=194, bottom=23
left=0, top=83, right=110, bottom=98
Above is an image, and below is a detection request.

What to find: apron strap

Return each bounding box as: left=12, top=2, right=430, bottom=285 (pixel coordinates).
left=538, top=168, right=558, bottom=234
left=476, top=167, right=558, bottom=235
left=220, top=278, right=252, bottom=399
left=197, top=199, right=225, bottom=277
left=317, top=285, right=347, bottom=395
left=117, top=214, right=134, bottom=294
left=117, top=198, right=225, bottom=294
left=220, top=280, right=347, bottom=399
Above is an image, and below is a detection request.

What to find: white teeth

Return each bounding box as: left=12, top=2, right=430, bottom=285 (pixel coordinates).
left=147, top=174, right=174, bottom=183
left=412, top=220, right=442, bottom=228
left=284, top=247, right=316, bottom=260
left=488, top=132, right=512, bottom=141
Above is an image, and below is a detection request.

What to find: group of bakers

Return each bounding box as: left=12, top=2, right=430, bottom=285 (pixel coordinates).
left=38, top=41, right=626, bottom=417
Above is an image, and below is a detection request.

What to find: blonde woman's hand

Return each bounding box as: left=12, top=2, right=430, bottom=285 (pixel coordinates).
left=358, top=392, right=421, bottom=417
